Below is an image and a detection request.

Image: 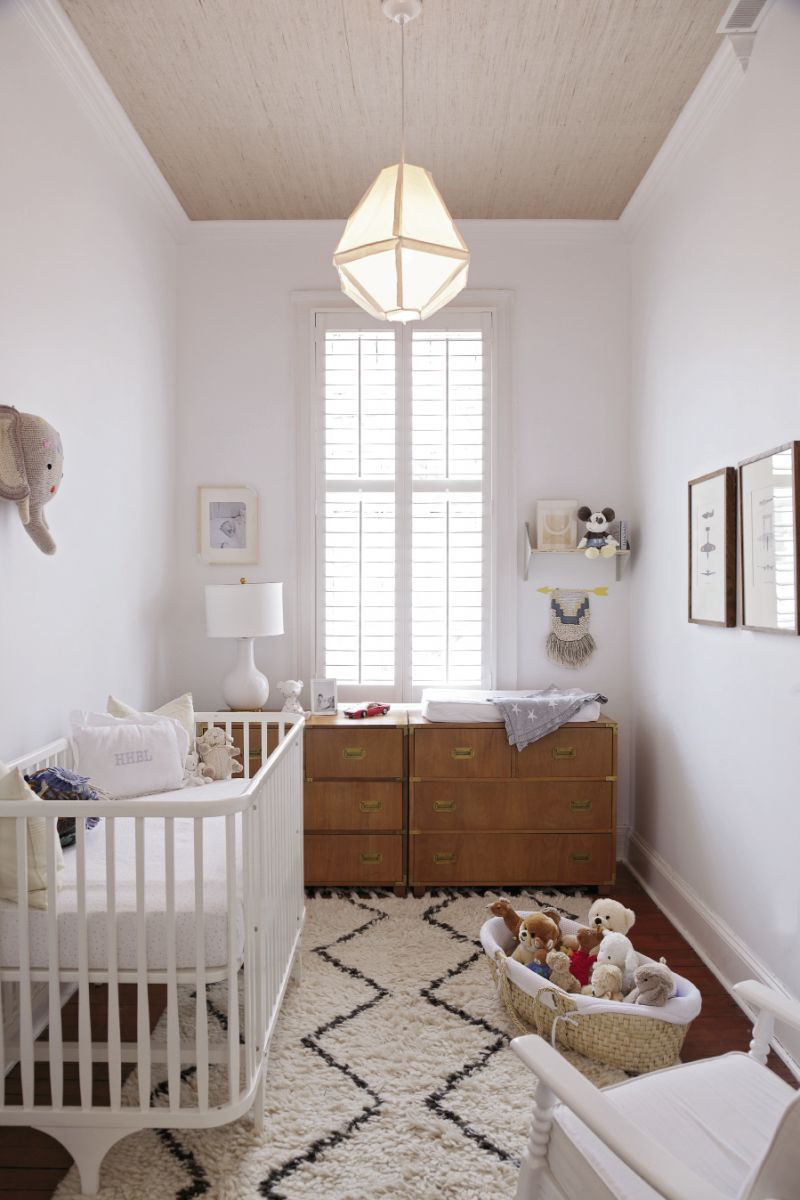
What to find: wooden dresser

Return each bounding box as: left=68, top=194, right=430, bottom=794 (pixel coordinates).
left=303, top=708, right=408, bottom=894
left=407, top=711, right=617, bottom=894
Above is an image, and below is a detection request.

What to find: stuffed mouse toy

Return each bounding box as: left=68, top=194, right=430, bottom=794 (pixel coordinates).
left=577, top=506, right=618, bottom=559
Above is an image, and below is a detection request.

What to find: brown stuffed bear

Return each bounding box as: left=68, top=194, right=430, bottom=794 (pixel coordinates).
left=511, top=912, right=560, bottom=966
left=568, top=925, right=604, bottom=988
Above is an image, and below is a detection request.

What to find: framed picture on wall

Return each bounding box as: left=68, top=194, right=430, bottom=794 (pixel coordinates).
left=536, top=499, right=578, bottom=550
left=198, top=485, right=258, bottom=564
left=688, top=468, right=736, bottom=627
left=739, top=442, right=800, bottom=634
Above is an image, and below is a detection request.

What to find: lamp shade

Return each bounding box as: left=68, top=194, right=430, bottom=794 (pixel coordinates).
left=333, top=162, right=469, bottom=323
left=205, top=581, right=284, bottom=639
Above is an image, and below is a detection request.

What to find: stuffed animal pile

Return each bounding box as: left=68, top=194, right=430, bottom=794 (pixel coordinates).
left=487, top=895, right=677, bottom=1006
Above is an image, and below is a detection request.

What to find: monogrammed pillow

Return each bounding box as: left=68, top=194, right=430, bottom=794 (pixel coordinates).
left=70, top=718, right=185, bottom=798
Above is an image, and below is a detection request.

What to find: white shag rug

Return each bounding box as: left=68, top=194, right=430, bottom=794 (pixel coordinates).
left=54, top=889, right=625, bottom=1200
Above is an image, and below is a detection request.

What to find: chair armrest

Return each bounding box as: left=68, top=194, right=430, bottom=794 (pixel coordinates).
left=733, top=980, right=800, bottom=1034
left=511, top=1036, right=729, bottom=1200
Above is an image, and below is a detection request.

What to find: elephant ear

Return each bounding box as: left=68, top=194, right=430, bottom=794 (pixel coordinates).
left=0, top=407, right=29, bottom=502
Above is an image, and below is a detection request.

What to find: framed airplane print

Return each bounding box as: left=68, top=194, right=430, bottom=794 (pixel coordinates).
left=688, top=467, right=736, bottom=627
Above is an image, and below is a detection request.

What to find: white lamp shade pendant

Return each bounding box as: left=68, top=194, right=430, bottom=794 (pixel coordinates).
left=333, top=162, right=469, bottom=323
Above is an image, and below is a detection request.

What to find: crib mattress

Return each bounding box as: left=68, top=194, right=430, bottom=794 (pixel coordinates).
left=0, top=780, right=249, bottom=974
left=420, top=688, right=602, bottom=724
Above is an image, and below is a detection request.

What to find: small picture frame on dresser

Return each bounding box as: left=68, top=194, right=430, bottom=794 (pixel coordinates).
left=739, top=441, right=800, bottom=634
left=688, top=467, right=737, bottom=627
left=311, top=678, right=338, bottom=714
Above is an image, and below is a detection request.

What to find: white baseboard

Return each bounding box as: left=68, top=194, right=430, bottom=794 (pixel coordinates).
left=626, top=831, right=800, bottom=1075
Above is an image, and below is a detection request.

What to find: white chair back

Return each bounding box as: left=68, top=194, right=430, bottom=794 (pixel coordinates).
left=740, top=1092, right=800, bottom=1200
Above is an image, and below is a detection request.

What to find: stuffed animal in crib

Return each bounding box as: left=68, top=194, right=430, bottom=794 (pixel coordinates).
left=584, top=961, right=624, bottom=1002
left=568, top=925, right=604, bottom=988
left=595, top=931, right=639, bottom=994
left=195, top=727, right=243, bottom=781
left=587, top=897, right=636, bottom=936
left=511, top=912, right=560, bottom=966
left=577, top=506, right=618, bottom=560
left=626, top=960, right=675, bottom=1007
left=487, top=897, right=523, bottom=941
left=546, top=950, right=582, bottom=994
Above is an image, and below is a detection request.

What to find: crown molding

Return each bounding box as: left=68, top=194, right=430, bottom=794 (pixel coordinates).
left=17, top=0, right=189, bottom=238
left=186, top=217, right=625, bottom=245
left=619, top=38, right=745, bottom=238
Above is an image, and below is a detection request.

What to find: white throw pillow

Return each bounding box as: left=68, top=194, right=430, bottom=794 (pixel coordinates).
left=0, top=762, right=63, bottom=908
left=70, top=718, right=185, bottom=798
left=107, top=693, right=195, bottom=750
left=73, top=709, right=190, bottom=767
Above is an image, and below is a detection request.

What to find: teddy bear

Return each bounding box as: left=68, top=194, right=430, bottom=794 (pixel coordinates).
left=595, top=931, right=639, bottom=994
left=511, top=912, right=560, bottom=966
left=584, top=961, right=624, bottom=1002
left=626, top=960, right=674, bottom=1007
left=196, top=727, right=244, bottom=781
left=545, top=949, right=582, bottom=994
left=577, top=506, right=619, bottom=559
left=277, top=679, right=304, bottom=715
left=587, top=897, right=636, bottom=936
left=568, top=925, right=604, bottom=988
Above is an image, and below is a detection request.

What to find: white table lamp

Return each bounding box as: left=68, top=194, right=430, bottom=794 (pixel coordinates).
left=205, top=579, right=284, bottom=710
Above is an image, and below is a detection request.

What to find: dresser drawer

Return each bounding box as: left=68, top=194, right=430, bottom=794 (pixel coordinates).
left=304, top=834, right=403, bottom=885
left=410, top=832, right=614, bottom=886
left=515, top=727, right=613, bottom=779
left=306, top=727, right=403, bottom=780
left=412, top=727, right=512, bottom=779
left=305, top=782, right=403, bottom=832
left=411, top=781, right=612, bottom=832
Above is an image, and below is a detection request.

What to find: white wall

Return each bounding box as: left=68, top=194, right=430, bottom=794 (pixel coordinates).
left=629, top=0, right=800, bottom=1007
left=174, top=224, right=633, bottom=822
left=0, top=3, right=177, bottom=760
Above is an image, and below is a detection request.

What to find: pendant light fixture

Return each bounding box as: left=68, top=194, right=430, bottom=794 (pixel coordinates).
left=332, top=0, right=469, bottom=323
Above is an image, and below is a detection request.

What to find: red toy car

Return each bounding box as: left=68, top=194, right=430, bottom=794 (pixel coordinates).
left=343, top=702, right=391, bottom=719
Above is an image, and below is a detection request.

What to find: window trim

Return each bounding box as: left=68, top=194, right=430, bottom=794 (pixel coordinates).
left=293, top=289, right=516, bottom=703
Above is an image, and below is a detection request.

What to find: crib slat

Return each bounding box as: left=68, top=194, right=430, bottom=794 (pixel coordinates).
left=164, top=818, right=180, bottom=1111
left=225, top=812, right=239, bottom=1103
left=243, top=722, right=250, bottom=781
left=243, top=805, right=254, bottom=1090
left=106, top=818, right=122, bottom=1110
left=193, top=818, right=209, bottom=1112
left=15, top=820, right=33, bottom=1109
left=46, top=815, right=63, bottom=1109
left=135, top=817, right=151, bottom=1110
left=76, top=820, right=92, bottom=1108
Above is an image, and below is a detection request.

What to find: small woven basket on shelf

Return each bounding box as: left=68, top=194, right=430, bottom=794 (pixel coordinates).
left=489, top=950, right=689, bottom=1074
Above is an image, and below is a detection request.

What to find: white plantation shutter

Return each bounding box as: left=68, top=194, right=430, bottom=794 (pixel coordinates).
left=314, top=311, right=493, bottom=699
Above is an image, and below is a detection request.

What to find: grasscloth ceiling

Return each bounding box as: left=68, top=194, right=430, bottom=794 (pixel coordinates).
left=59, top=0, right=728, bottom=221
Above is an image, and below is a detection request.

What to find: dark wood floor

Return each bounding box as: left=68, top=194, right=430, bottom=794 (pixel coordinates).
left=0, top=866, right=795, bottom=1198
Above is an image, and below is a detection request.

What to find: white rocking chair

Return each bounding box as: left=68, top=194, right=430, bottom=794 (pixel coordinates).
left=512, top=981, right=800, bottom=1200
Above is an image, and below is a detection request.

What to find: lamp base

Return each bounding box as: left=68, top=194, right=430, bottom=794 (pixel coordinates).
left=222, top=638, right=269, bottom=711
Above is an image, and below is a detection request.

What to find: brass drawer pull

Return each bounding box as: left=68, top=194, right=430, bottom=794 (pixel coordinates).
left=343, top=747, right=367, bottom=761
left=360, top=852, right=382, bottom=864
left=433, top=852, right=456, bottom=864
left=570, top=853, right=591, bottom=863
left=553, top=747, right=576, bottom=760
left=570, top=799, right=592, bottom=812
left=433, top=799, right=456, bottom=812
left=359, top=799, right=383, bottom=813
left=451, top=746, right=475, bottom=760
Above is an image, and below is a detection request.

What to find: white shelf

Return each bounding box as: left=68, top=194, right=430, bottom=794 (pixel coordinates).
left=524, top=522, right=631, bottom=583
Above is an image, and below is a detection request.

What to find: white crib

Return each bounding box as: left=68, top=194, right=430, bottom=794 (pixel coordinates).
left=0, top=711, right=305, bottom=1194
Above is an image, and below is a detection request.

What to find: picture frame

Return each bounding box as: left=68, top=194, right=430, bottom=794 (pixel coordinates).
left=688, top=468, right=736, bottom=627
left=311, top=678, right=338, bottom=715
left=198, top=485, right=258, bottom=565
left=536, top=499, right=578, bottom=551
left=739, top=442, right=800, bottom=634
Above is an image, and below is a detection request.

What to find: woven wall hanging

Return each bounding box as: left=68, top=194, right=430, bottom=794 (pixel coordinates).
left=546, top=588, right=596, bottom=668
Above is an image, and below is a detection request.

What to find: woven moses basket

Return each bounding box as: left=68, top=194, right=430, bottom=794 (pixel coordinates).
left=481, top=914, right=702, bottom=1074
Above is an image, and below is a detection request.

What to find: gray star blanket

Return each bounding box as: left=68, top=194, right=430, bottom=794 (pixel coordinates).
left=493, top=686, right=607, bottom=749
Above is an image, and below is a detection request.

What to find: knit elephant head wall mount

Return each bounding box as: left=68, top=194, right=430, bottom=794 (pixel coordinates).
left=0, top=406, right=63, bottom=555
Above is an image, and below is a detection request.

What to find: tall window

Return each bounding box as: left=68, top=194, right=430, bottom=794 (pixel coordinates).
left=314, top=310, right=494, bottom=700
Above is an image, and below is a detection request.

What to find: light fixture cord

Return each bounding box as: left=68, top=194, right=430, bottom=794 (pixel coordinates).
left=400, top=15, right=406, bottom=164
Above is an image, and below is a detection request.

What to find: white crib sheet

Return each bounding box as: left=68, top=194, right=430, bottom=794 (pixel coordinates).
left=0, top=780, right=249, bottom=973
left=420, top=688, right=602, bottom=724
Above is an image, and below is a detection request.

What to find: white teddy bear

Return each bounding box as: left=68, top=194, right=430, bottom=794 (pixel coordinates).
left=595, top=931, right=639, bottom=994
left=587, top=897, right=636, bottom=936
left=277, top=679, right=304, bottom=715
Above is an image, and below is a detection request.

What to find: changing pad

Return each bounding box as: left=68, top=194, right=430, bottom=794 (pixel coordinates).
left=0, top=779, right=249, bottom=973
left=421, top=688, right=602, bottom=724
